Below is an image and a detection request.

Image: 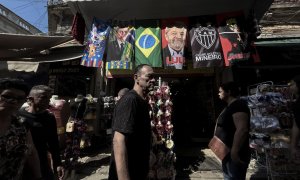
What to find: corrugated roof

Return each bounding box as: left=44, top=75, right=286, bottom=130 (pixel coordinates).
left=255, top=37, right=300, bottom=46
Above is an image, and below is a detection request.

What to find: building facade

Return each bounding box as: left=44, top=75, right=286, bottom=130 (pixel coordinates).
left=0, top=4, right=42, bottom=34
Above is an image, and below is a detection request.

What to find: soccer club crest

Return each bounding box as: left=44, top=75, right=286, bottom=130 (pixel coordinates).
left=194, top=27, right=216, bottom=49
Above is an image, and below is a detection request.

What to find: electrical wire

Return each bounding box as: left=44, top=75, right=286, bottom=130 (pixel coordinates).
left=12, top=1, right=35, bottom=11
left=34, top=9, right=47, bottom=26
left=2, top=0, right=49, bottom=32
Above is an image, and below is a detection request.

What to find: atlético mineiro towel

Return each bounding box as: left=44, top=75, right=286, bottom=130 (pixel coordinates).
left=135, top=20, right=162, bottom=67
left=161, top=18, right=188, bottom=69
left=190, top=25, right=223, bottom=68
left=81, top=18, right=110, bottom=67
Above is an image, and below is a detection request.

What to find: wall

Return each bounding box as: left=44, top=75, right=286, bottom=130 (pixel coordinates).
left=0, top=4, right=42, bottom=34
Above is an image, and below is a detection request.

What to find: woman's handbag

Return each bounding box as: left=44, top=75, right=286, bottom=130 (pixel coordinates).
left=65, top=100, right=83, bottom=133
left=208, top=109, right=230, bottom=161
left=208, top=135, right=230, bottom=160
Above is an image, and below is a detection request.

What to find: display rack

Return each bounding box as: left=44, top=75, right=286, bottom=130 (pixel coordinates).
left=244, top=81, right=300, bottom=180
left=101, top=96, right=115, bottom=142
left=148, top=78, right=176, bottom=180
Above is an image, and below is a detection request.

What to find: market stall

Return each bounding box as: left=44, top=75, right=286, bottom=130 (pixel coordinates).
left=243, top=81, right=300, bottom=180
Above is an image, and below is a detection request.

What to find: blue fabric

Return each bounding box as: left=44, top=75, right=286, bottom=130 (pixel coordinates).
left=81, top=17, right=110, bottom=67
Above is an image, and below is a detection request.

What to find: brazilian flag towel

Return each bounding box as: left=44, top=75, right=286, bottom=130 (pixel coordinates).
left=135, top=20, right=162, bottom=67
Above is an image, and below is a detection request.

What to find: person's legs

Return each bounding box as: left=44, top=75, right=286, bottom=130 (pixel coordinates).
left=222, top=159, right=231, bottom=180
left=222, top=157, right=248, bottom=180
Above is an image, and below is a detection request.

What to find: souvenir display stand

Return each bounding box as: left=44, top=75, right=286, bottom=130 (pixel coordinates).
left=84, top=94, right=97, bottom=135
left=102, top=96, right=115, bottom=141
left=94, top=95, right=115, bottom=146
left=148, top=80, right=176, bottom=180
left=244, top=82, right=300, bottom=180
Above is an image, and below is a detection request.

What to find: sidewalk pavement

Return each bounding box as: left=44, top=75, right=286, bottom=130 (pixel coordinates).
left=68, top=146, right=268, bottom=180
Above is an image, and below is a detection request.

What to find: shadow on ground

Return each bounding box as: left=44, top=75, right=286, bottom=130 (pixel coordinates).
left=175, top=142, right=222, bottom=180
left=76, top=155, right=110, bottom=179
left=65, top=144, right=112, bottom=180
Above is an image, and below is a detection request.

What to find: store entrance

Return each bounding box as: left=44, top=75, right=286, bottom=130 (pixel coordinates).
left=166, top=77, right=216, bottom=146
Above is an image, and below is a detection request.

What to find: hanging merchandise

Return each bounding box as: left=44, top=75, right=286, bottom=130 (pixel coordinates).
left=106, top=23, right=135, bottom=70
left=148, top=81, right=176, bottom=180
left=217, top=17, right=250, bottom=66
left=135, top=20, right=162, bottom=67
left=189, top=24, right=223, bottom=68
left=217, top=12, right=261, bottom=67
left=161, top=18, right=188, bottom=70
left=81, top=18, right=110, bottom=67
left=48, top=95, right=70, bottom=148
left=71, top=12, right=86, bottom=44
left=242, top=82, right=299, bottom=179
left=102, top=96, right=115, bottom=134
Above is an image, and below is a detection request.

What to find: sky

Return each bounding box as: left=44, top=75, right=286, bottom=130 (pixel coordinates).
left=1, top=0, right=48, bottom=33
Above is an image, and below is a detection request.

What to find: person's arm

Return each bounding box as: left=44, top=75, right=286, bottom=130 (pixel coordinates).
left=231, top=112, right=249, bottom=163
left=47, top=115, right=64, bottom=179
left=291, top=119, right=300, bottom=158
left=113, top=131, right=130, bottom=180
left=25, top=131, right=42, bottom=179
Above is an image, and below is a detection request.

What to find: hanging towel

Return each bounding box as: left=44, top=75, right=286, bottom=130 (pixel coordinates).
left=106, top=25, right=135, bottom=70
left=81, top=18, right=110, bottom=67
left=71, top=12, right=86, bottom=44
left=161, top=18, right=188, bottom=70
left=189, top=25, right=223, bottom=68
left=135, top=20, right=162, bottom=67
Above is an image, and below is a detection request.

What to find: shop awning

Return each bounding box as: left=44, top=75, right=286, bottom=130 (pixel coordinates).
left=5, top=52, right=84, bottom=63
left=63, top=0, right=273, bottom=30
left=0, top=33, right=73, bottom=58
left=4, top=53, right=83, bottom=72
left=7, top=61, right=40, bottom=72
left=3, top=46, right=84, bottom=72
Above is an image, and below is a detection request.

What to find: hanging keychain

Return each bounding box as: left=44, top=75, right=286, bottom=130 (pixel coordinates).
left=165, top=133, right=174, bottom=149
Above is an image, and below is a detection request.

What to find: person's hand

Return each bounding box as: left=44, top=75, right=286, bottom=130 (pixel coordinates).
left=231, top=151, right=244, bottom=165
left=56, top=166, right=64, bottom=180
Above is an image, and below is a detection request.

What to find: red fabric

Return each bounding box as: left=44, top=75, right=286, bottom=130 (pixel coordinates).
left=71, top=13, right=86, bottom=44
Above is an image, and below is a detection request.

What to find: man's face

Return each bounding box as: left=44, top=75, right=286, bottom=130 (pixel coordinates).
left=218, top=87, right=228, bottom=101
left=0, top=88, right=26, bottom=114
left=165, top=26, right=186, bottom=51
left=116, top=27, right=129, bottom=42
left=28, top=90, right=51, bottom=111
left=136, top=66, right=155, bottom=92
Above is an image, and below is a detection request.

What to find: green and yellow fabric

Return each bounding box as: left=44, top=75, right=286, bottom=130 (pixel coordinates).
left=135, top=20, right=162, bottom=67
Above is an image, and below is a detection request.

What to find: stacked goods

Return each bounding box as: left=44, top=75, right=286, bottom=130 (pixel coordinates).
left=244, top=82, right=300, bottom=179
